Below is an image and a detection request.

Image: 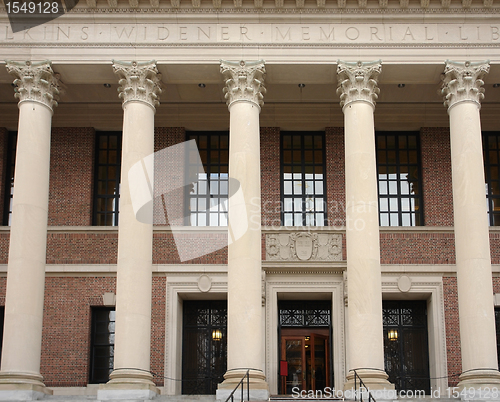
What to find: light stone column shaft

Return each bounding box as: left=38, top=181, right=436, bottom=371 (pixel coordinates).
left=337, top=61, right=393, bottom=392
left=0, top=60, right=59, bottom=400
left=216, top=60, right=269, bottom=402
left=442, top=60, right=500, bottom=391
left=98, top=61, right=162, bottom=401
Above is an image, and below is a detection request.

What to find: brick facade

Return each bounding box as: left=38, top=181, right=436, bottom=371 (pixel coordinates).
left=48, top=128, right=95, bottom=226
left=0, top=125, right=498, bottom=390
left=443, top=276, right=461, bottom=387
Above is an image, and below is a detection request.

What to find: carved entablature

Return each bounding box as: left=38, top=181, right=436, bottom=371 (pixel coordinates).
left=112, top=60, right=162, bottom=110
left=220, top=60, right=266, bottom=110
left=336, top=60, right=382, bottom=110
left=265, top=232, right=343, bottom=261
left=6, top=60, right=60, bottom=112
left=441, top=60, right=490, bottom=110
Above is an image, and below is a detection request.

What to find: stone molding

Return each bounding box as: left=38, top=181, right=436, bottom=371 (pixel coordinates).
left=265, top=232, right=343, bottom=261
left=5, top=60, right=60, bottom=112
left=220, top=60, right=266, bottom=109
left=336, top=59, right=382, bottom=110
left=112, top=60, right=162, bottom=110
left=441, top=59, right=490, bottom=110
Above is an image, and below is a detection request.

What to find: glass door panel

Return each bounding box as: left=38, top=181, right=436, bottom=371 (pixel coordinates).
left=282, top=337, right=305, bottom=394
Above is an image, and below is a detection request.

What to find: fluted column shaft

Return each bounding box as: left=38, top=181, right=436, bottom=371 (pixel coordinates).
left=98, top=60, right=162, bottom=400
left=442, top=60, right=500, bottom=391
left=0, top=61, right=58, bottom=400
left=337, top=61, right=393, bottom=391
left=216, top=60, right=269, bottom=401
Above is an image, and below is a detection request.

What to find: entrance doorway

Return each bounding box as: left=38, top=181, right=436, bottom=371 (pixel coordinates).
left=383, top=300, right=430, bottom=394
left=280, top=329, right=330, bottom=394
left=278, top=301, right=332, bottom=395
left=182, top=300, right=227, bottom=394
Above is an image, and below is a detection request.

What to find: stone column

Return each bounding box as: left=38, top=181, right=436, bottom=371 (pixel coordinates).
left=0, top=61, right=59, bottom=400
left=97, top=61, right=162, bottom=401
left=337, top=61, right=393, bottom=392
left=442, top=60, right=500, bottom=392
left=216, top=60, right=269, bottom=401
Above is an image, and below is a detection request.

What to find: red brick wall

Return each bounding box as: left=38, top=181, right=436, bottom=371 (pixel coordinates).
left=154, top=128, right=186, bottom=226
left=420, top=127, right=454, bottom=227
left=380, top=232, right=455, bottom=264
left=151, top=275, right=166, bottom=385
left=443, top=276, right=461, bottom=387
left=0, top=128, right=9, bottom=220
left=326, top=127, right=345, bottom=228
left=48, top=128, right=95, bottom=226
left=39, top=275, right=166, bottom=387
left=261, top=127, right=280, bottom=228
left=41, top=276, right=116, bottom=387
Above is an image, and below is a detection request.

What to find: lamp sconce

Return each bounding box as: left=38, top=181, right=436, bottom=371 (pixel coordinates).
left=212, top=329, right=222, bottom=341
left=388, top=329, right=398, bottom=341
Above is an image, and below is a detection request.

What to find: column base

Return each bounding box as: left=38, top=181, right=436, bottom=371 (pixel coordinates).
left=0, top=371, right=53, bottom=400
left=97, top=369, right=160, bottom=401
left=343, top=369, right=395, bottom=401
left=216, top=369, right=269, bottom=402
left=457, top=369, right=500, bottom=400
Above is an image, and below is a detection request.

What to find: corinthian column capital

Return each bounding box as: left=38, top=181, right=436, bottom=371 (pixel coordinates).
left=112, top=60, right=162, bottom=111
left=6, top=60, right=60, bottom=112
left=441, top=60, right=490, bottom=111
left=336, top=60, right=382, bottom=110
left=220, top=60, right=266, bottom=110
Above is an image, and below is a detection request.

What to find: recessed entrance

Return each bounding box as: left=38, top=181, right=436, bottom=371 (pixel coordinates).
left=182, top=300, right=227, bottom=394
left=383, top=300, right=430, bottom=394
left=278, top=301, right=332, bottom=395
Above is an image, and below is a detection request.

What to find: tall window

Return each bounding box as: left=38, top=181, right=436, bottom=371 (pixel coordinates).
left=484, top=132, right=500, bottom=226
left=3, top=132, right=17, bottom=226
left=93, top=132, right=122, bottom=226
left=187, top=132, right=229, bottom=227
left=89, top=307, right=115, bottom=384
left=281, top=132, right=326, bottom=226
left=376, top=133, right=423, bottom=226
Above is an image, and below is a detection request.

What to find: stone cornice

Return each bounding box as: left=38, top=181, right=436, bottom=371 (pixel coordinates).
left=336, top=60, right=382, bottom=110
left=441, top=59, right=490, bottom=111
left=112, top=59, right=162, bottom=110
left=5, top=60, right=60, bottom=112
left=220, top=59, right=266, bottom=110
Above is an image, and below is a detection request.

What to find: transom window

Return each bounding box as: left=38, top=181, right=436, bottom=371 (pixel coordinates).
left=376, top=133, right=423, bottom=226
left=483, top=132, right=500, bottom=226
left=187, top=132, right=229, bottom=227
left=93, top=132, right=122, bottom=226
left=281, top=132, right=326, bottom=227
left=3, top=132, right=16, bottom=226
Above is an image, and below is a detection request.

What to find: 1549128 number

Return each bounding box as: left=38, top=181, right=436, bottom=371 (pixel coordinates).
left=5, top=1, right=59, bottom=14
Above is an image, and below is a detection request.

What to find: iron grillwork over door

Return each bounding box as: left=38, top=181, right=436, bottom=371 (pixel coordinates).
left=279, top=301, right=331, bottom=327
left=383, top=300, right=430, bottom=394
left=182, top=300, right=227, bottom=394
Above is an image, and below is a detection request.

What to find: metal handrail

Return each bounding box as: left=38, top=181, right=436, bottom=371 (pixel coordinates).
left=353, top=369, right=377, bottom=402
left=224, top=369, right=251, bottom=402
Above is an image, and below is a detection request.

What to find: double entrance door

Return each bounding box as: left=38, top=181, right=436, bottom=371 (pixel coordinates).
left=280, top=329, right=330, bottom=394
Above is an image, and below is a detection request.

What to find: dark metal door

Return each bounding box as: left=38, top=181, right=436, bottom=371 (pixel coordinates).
left=182, top=300, right=227, bottom=394
left=383, top=300, right=430, bottom=393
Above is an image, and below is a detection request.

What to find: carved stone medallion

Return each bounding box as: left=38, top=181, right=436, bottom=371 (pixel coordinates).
left=295, top=234, right=313, bottom=260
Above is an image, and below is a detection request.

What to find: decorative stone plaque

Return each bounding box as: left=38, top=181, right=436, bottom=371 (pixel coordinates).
left=265, top=232, right=343, bottom=261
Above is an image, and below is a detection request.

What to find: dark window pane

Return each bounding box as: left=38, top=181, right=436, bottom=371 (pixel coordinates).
left=187, top=132, right=229, bottom=227
left=94, top=133, right=122, bottom=226
left=485, top=133, right=500, bottom=226
left=90, top=308, right=115, bottom=384
left=281, top=133, right=326, bottom=226
left=377, top=133, right=422, bottom=227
